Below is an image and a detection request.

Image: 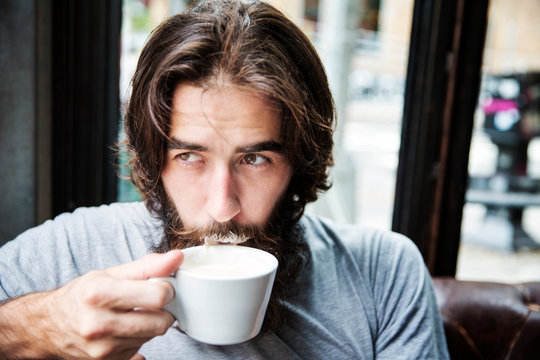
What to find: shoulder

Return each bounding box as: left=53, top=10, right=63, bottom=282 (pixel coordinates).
left=298, top=214, right=428, bottom=302
left=9, top=202, right=161, bottom=249
left=2, top=202, right=163, bottom=286
left=25, top=202, right=160, bottom=243
left=54, top=201, right=154, bottom=226
left=45, top=202, right=162, bottom=254
left=298, top=214, right=423, bottom=272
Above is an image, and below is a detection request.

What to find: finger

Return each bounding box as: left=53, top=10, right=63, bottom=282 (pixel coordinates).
left=106, top=250, right=184, bottom=280
left=81, top=337, right=149, bottom=360
left=111, top=348, right=145, bottom=360
left=81, top=309, right=174, bottom=339
left=82, top=276, right=174, bottom=310
left=129, top=353, right=146, bottom=360
left=111, top=309, right=174, bottom=338
left=103, top=343, right=149, bottom=360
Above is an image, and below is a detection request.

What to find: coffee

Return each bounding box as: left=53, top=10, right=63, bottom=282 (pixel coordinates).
left=180, top=245, right=274, bottom=278
left=181, top=263, right=252, bottom=278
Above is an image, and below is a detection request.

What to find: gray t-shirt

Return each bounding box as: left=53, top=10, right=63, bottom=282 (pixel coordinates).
left=0, top=202, right=449, bottom=359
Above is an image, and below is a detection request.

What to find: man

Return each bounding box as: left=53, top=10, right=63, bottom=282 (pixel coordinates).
left=0, top=0, right=449, bottom=359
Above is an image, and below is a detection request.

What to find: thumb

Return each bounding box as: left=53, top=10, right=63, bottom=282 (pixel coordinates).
left=106, top=250, right=184, bottom=280
left=130, top=353, right=146, bottom=360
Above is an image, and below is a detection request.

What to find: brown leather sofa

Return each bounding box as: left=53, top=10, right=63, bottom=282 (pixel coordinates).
left=433, top=277, right=540, bottom=360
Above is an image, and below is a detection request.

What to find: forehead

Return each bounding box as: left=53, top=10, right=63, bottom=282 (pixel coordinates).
left=169, top=84, right=281, bottom=139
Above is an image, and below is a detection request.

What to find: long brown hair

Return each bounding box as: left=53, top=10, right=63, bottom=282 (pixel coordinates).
left=124, top=0, right=335, bottom=223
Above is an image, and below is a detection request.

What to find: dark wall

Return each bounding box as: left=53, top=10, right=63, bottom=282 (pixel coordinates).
left=0, top=0, right=121, bottom=246
left=0, top=0, right=52, bottom=245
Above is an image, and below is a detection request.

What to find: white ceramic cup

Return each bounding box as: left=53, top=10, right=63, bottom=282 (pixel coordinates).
left=150, top=245, right=278, bottom=345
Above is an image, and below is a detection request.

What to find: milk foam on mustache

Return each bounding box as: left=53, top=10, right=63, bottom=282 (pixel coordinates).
left=203, top=232, right=249, bottom=246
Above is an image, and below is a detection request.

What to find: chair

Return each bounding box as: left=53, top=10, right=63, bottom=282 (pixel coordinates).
left=433, top=277, right=540, bottom=359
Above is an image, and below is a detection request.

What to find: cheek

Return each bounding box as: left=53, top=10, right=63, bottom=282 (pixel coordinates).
left=161, top=165, right=180, bottom=200
left=161, top=166, right=203, bottom=217
left=242, top=167, right=292, bottom=222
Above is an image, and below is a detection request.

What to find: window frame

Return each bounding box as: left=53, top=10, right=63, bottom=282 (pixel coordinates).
left=392, top=0, right=490, bottom=275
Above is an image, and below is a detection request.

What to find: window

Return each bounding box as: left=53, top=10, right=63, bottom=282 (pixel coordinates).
left=457, top=0, right=540, bottom=283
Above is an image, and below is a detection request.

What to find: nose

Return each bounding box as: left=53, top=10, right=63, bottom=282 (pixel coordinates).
left=205, top=164, right=241, bottom=223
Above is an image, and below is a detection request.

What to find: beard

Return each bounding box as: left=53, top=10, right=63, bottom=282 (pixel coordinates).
left=151, top=190, right=309, bottom=333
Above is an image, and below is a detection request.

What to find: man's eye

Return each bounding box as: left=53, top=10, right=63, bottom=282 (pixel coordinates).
left=242, top=154, right=268, bottom=165
left=176, top=152, right=201, bottom=162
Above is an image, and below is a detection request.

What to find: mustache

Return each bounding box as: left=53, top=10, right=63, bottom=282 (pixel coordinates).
left=180, top=221, right=258, bottom=241
left=166, top=219, right=280, bottom=251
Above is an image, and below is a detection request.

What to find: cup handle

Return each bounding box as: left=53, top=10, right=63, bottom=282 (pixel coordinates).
left=148, top=277, right=186, bottom=332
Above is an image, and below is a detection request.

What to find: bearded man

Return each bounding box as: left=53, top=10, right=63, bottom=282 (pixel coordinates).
left=0, top=1, right=449, bottom=359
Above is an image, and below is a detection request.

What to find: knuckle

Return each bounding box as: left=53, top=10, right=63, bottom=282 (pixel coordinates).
left=81, top=276, right=111, bottom=307
left=79, top=316, right=112, bottom=340
left=87, top=343, right=115, bottom=359
left=82, top=287, right=110, bottom=307
left=156, top=317, right=172, bottom=336
left=85, top=269, right=104, bottom=281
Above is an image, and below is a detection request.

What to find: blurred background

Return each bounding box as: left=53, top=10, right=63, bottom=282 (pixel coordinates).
left=2, top=0, right=539, bottom=283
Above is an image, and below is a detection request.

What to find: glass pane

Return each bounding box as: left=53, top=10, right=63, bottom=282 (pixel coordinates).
left=117, top=0, right=415, bottom=232
left=457, top=0, right=540, bottom=282
left=118, top=0, right=190, bottom=202
left=305, top=0, right=414, bottom=229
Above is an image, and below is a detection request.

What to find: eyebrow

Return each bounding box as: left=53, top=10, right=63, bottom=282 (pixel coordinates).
left=167, top=137, right=283, bottom=154
left=167, top=138, right=208, bottom=152
left=236, top=141, right=283, bottom=153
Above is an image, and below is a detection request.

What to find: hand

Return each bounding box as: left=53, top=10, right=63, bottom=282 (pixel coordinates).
left=0, top=251, right=183, bottom=360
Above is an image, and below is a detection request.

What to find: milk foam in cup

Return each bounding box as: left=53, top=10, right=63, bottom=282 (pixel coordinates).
left=150, top=245, right=278, bottom=345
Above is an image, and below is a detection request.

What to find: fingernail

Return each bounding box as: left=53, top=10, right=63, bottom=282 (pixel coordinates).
left=165, top=284, right=175, bottom=303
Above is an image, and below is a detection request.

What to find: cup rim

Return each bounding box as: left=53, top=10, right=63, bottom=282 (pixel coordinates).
left=178, top=245, right=278, bottom=281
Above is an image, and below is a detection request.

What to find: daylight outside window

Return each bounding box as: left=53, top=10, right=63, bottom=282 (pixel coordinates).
left=457, top=0, right=540, bottom=283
